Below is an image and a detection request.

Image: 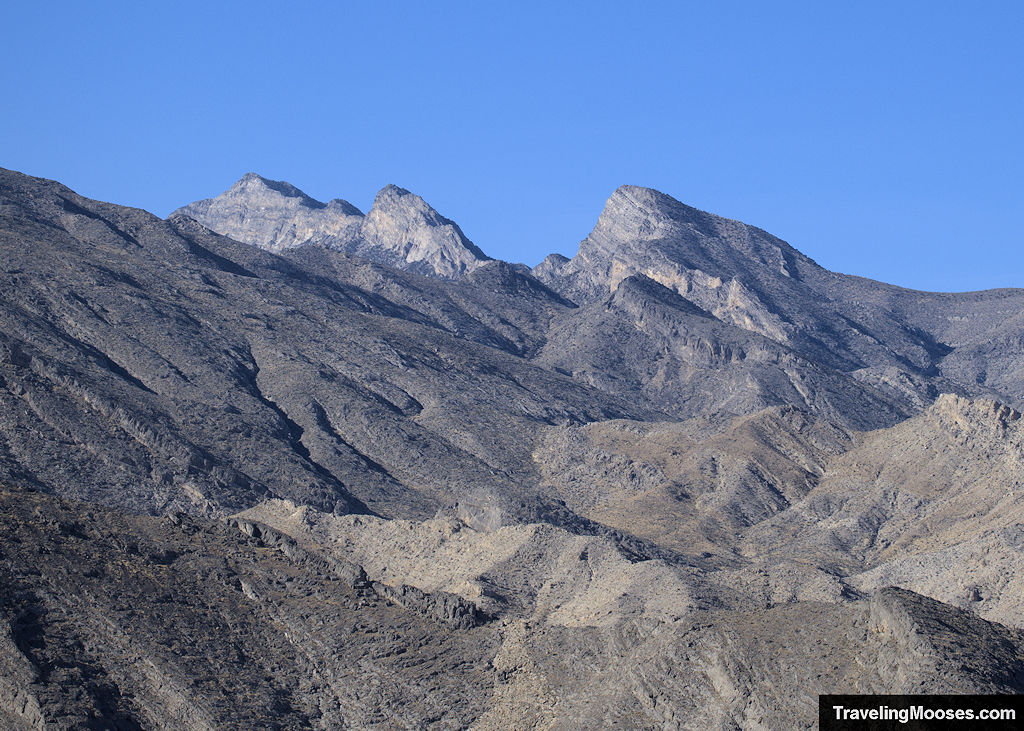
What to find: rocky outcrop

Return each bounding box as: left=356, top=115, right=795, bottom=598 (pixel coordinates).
left=174, top=174, right=490, bottom=278
left=236, top=500, right=712, bottom=626
left=537, top=185, right=1024, bottom=406
left=746, top=394, right=1024, bottom=627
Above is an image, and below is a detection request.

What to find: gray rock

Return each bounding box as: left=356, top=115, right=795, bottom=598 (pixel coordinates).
left=175, top=174, right=490, bottom=279
left=4, top=166, right=1024, bottom=728
left=538, top=184, right=1024, bottom=410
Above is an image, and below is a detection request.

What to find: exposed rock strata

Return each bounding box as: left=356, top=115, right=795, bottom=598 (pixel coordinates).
left=2, top=166, right=1024, bottom=727
left=5, top=486, right=1024, bottom=730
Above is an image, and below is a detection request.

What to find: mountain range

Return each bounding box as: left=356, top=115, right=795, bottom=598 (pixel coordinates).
left=2, top=167, right=1023, bottom=729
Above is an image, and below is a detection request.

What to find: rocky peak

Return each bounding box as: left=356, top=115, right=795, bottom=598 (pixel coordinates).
left=371, top=183, right=416, bottom=208
left=326, top=198, right=363, bottom=216
left=173, top=174, right=363, bottom=253
left=538, top=185, right=810, bottom=305
left=531, top=253, right=570, bottom=283
left=174, top=177, right=489, bottom=278
left=366, top=184, right=461, bottom=233
left=229, top=172, right=326, bottom=209
left=586, top=185, right=709, bottom=258
left=536, top=186, right=804, bottom=346
left=360, top=184, right=490, bottom=279
left=582, top=185, right=805, bottom=282
left=538, top=185, right=952, bottom=373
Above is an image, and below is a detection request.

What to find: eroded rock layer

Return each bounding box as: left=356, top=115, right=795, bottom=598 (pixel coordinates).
left=2, top=166, right=1024, bottom=728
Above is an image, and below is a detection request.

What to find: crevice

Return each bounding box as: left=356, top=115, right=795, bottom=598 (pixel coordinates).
left=244, top=350, right=373, bottom=515
left=248, top=379, right=312, bottom=463
left=309, top=400, right=399, bottom=482
left=44, top=326, right=158, bottom=396
left=182, top=237, right=258, bottom=278
left=58, top=196, right=141, bottom=249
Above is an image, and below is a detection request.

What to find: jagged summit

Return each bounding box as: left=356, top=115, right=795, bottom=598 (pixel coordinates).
left=546, top=183, right=813, bottom=294
left=232, top=172, right=327, bottom=207
left=373, top=182, right=412, bottom=200
left=174, top=175, right=489, bottom=278
left=173, top=173, right=363, bottom=252
left=361, top=183, right=490, bottom=277
left=602, top=183, right=706, bottom=223
left=325, top=197, right=363, bottom=215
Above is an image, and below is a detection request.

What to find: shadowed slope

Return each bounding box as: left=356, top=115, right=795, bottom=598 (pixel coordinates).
left=0, top=167, right=650, bottom=524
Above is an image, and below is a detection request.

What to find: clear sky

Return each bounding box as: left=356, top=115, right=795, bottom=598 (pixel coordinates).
left=2, top=1, right=1021, bottom=292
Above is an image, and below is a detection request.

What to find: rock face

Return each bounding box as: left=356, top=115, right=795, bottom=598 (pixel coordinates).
left=5, top=485, right=1024, bottom=730
left=358, top=184, right=491, bottom=278
left=746, top=394, right=1024, bottom=629
left=175, top=174, right=490, bottom=278
left=534, top=272, right=912, bottom=430
left=537, top=184, right=1024, bottom=412
left=4, top=166, right=1024, bottom=727
left=171, top=172, right=364, bottom=252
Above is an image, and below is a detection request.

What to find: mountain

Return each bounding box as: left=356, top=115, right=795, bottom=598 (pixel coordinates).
left=175, top=174, right=491, bottom=278
left=179, top=174, right=1024, bottom=418
left=3, top=165, right=1024, bottom=728
left=536, top=184, right=1024, bottom=411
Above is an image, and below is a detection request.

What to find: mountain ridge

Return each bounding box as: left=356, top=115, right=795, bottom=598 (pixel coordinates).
left=4, top=164, right=1024, bottom=728
left=174, top=173, right=490, bottom=279
left=178, top=171, right=1024, bottom=413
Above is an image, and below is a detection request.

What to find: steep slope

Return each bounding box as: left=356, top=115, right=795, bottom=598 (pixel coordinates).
left=286, top=247, right=570, bottom=359
left=536, top=273, right=912, bottom=429
left=746, top=394, right=1024, bottom=627
left=809, top=275, right=1024, bottom=405
left=933, top=309, right=1024, bottom=404
left=0, top=167, right=650, bottom=526
left=175, top=174, right=490, bottom=278
left=535, top=185, right=1024, bottom=410
left=357, top=183, right=491, bottom=278
left=6, top=485, right=1024, bottom=731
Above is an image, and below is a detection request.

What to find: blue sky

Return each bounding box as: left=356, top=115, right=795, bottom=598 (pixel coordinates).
left=2, top=1, right=1021, bottom=291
